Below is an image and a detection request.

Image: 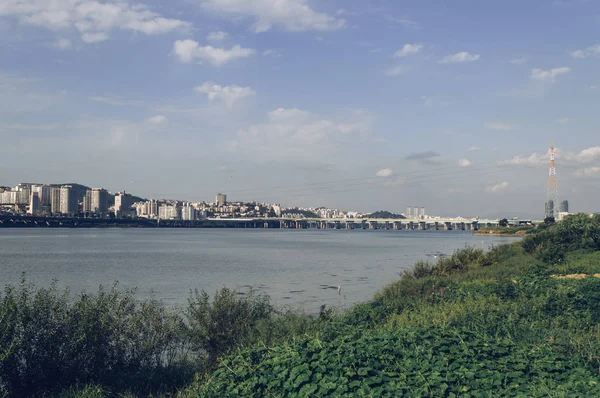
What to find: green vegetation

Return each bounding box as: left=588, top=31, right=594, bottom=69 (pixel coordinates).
left=366, top=210, right=406, bottom=219
left=473, top=225, right=533, bottom=236
left=2, top=214, right=600, bottom=397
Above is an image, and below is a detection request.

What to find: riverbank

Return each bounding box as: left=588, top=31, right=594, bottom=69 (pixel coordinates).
left=473, top=225, right=533, bottom=237
left=2, top=214, right=600, bottom=397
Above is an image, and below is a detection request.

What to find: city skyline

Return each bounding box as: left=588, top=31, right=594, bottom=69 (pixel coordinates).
left=1, top=0, right=600, bottom=217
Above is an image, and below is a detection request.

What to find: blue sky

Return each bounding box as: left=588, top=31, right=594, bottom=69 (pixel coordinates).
left=1, top=0, right=599, bottom=218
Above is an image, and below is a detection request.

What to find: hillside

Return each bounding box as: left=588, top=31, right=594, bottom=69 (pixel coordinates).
left=366, top=210, right=406, bottom=219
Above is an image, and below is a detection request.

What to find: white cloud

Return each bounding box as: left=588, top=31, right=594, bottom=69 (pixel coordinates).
left=486, top=181, right=509, bottom=193
left=225, top=108, right=371, bottom=161
left=485, top=122, right=514, bottom=131
left=207, top=31, right=227, bottom=41
left=498, top=146, right=600, bottom=167
left=557, top=117, right=570, bottom=124
left=173, top=40, right=255, bottom=66
left=563, top=146, right=600, bottom=163
left=88, top=96, right=144, bottom=106
left=262, top=49, right=281, bottom=57
left=394, top=43, right=422, bottom=58
left=54, top=37, right=72, bottom=50
left=574, top=167, right=600, bottom=178
left=199, top=0, right=345, bottom=32
left=385, top=65, right=409, bottom=77
left=458, top=159, right=472, bottom=168
left=0, top=0, right=190, bottom=44
left=497, top=152, right=547, bottom=167
left=509, top=57, right=527, bottom=65
left=386, top=16, right=419, bottom=29
left=194, top=82, right=256, bottom=106
left=439, top=52, right=480, bottom=64
left=81, top=32, right=109, bottom=43
left=570, top=44, right=600, bottom=59
left=146, top=115, right=167, bottom=125
left=468, top=146, right=481, bottom=152
left=531, top=67, right=571, bottom=82
left=376, top=168, right=393, bottom=177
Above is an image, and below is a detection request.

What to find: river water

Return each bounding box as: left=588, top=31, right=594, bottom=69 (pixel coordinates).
left=0, top=229, right=518, bottom=313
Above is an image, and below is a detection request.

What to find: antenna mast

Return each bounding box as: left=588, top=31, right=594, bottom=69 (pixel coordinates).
left=546, top=142, right=559, bottom=219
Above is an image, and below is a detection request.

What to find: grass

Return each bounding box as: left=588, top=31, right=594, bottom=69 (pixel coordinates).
left=2, top=213, right=600, bottom=396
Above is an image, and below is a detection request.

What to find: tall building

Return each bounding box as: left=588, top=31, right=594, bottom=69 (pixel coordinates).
left=31, top=184, right=51, bottom=206
left=216, top=193, right=227, bottom=206
left=559, top=200, right=569, bottom=213
left=28, top=192, right=40, bottom=215
left=159, top=205, right=180, bottom=220
left=90, top=188, right=109, bottom=214
left=149, top=200, right=159, bottom=218
left=406, top=206, right=412, bottom=217
left=413, top=207, right=420, bottom=219
left=181, top=204, right=197, bottom=221
left=545, top=200, right=554, bottom=219
left=51, top=187, right=61, bottom=214
left=59, top=185, right=78, bottom=215
left=114, top=192, right=134, bottom=216
left=419, top=207, right=425, bottom=218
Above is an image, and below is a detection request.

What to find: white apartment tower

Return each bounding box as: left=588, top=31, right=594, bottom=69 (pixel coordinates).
left=59, top=185, right=78, bottom=215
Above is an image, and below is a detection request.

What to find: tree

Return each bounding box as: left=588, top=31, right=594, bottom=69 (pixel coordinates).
left=544, top=216, right=556, bottom=224
left=499, top=218, right=509, bottom=227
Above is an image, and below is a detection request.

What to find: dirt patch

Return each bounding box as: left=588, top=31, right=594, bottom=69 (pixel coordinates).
left=551, top=274, right=600, bottom=280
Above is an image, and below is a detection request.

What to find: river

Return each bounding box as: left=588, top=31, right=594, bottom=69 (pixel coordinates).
left=0, top=229, right=518, bottom=313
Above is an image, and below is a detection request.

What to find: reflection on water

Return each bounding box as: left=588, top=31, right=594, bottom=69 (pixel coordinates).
left=0, top=229, right=519, bottom=314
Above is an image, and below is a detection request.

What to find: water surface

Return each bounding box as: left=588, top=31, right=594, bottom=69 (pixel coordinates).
left=0, top=229, right=518, bottom=313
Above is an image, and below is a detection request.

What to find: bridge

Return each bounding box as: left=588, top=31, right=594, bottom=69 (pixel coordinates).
left=0, top=215, right=536, bottom=230
left=205, top=217, right=534, bottom=231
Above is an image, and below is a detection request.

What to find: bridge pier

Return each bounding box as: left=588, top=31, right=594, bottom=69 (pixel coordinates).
left=369, top=221, right=378, bottom=230
left=394, top=222, right=403, bottom=230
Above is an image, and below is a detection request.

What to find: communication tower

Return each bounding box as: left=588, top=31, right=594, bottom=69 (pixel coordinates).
left=546, top=142, right=559, bottom=219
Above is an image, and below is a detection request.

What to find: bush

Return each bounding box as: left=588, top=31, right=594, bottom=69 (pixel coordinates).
left=523, top=214, right=600, bottom=263
left=186, top=287, right=273, bottom=366
left=0, top=277, right=194, bottom=397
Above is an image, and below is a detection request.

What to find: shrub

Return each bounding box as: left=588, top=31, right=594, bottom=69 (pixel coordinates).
left=0, top=278, right=194, bottom=397
left=186, top=287, right=273, bottom=366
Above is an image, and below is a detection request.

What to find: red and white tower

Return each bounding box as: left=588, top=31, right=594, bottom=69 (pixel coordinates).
left=546, top=142, right=559, bottom=219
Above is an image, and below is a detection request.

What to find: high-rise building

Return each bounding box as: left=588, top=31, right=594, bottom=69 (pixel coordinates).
left=159, top=205, right=180, bottom=220
left=114, top=192, right=134, bottom=216
left=216, top=193, right=227, bottom=206
left=51, top=187, right=61, bottom=214
left=28, top=192, right=40, bottom=215
left=181, top=204, right=197, bottom=221
left=31, top=185, right=51, bottom=206
left=59, top=185, right=78, bottom=215
left=149, top=200, right=159, bottom=218
left=413, top=207, right=420, bottom=219
left=559, top=200, right=569, bottom=213
left=419, top=207, right=425, bottom=218
left=16, top=189, right=31, bottom=205
left=90, top=188, right=109, bottom=214
left=406, top=206, right=412, bottom=217
left=545, top=200, right=554, bottom=219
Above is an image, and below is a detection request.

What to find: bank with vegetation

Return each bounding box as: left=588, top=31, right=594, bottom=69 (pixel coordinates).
left=473, top=225, right=534, bottom=236
left=2, top=214, right=600, bottom=397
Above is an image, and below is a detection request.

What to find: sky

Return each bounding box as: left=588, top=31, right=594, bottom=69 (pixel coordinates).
left=1, top=0, right=599, bottom=218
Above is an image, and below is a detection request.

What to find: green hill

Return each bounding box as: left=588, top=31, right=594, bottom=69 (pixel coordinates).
left=366, top=210, right=406, bottom=219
